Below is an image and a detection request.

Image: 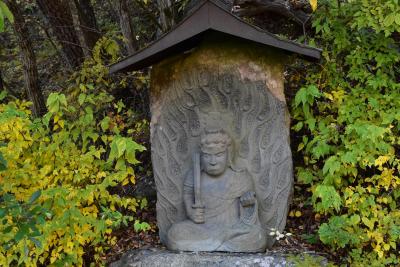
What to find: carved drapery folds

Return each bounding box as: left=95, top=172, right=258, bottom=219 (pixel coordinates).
left=150, top=43, right=293, bottom=249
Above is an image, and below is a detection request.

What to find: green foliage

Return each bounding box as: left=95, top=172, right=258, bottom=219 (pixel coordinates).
left=0, top=38, right=147, bottom=266
left=288, top=254, right=334, bottom=267
left=292, top=0, right=400, bottom=265
left=0, top=1, right=14, bottom=32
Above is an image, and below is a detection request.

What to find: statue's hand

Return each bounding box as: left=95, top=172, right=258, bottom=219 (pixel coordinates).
left=190, top=206, right=205, bottom=224
left=240, top=191, right=256, bottom=207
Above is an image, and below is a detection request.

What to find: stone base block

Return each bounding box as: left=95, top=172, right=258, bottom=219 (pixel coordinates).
left=110, top=249, right=326, bottom=267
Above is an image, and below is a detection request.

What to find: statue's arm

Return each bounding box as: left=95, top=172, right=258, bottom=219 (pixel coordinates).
left=183, top=174, right=205, bottom=223
left=239, top=170, right=257, bottom=207
left=238, top=171, right=259, bottom=224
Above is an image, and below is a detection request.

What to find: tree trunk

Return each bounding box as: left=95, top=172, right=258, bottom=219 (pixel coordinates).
left=5, top=0, right=47, bottom=117
left=157, top=0, right=174, bottom=34
left=73, top=0, right=101, bottom=52
left=36, top=0, right=84, bottom=69
left=116, top=0, right=138, bottom=55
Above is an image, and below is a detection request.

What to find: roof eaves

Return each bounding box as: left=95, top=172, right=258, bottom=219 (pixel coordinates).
left=109, top=0, right=321, bottom=73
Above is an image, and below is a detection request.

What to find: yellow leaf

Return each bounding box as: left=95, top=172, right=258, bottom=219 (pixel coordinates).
left=295, top=211, right=302, bottom=217
left=88, top=193, right=94, bottom=205
left=297, top=143, right=304, bottom=151
left=309, top=0, right=317, bottom=11
left=67, top=241, right=74, bottom=249
left=323, top=92, right=333, bottom=101
left=130, top=175, right=135, bottom=184
left=374, top=155, right=390, bottom=169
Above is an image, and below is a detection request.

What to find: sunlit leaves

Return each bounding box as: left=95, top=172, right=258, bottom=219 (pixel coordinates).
left=0, top=38, right=149, bottom=266
left=292, top=0, right=400, bottom=263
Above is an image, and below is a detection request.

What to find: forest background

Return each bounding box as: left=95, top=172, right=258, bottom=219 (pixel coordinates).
left=0, top=0, right=399, bottom=266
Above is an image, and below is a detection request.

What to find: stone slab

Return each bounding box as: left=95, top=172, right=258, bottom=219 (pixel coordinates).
left=110, top=249, right=326, bottom=267
left=150, top=38, right=293, bottom=249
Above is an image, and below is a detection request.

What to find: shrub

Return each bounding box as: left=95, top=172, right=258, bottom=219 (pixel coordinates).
left=0, top=38, right=148, bottom=266
left=291, top=0, right=400, bottom=265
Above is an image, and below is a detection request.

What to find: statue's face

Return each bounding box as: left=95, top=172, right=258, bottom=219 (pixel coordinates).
left=201, top=149, right=228, bottom=177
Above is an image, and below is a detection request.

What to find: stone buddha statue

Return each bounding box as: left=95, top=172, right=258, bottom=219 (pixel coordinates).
left=166, top=127, right=267, bottom=252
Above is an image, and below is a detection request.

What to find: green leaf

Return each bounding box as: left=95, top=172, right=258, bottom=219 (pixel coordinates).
left=0, top=4, right=4, bottom=32
left=133, top=220, right=151, bottom=232
left=140, top=198, right=148, bottom=209
left=115, top=158, right=126, bottom=170
left=78, top=93, right=86, bottom=105
left=28, top=190, right=41, bottom=204
left=395, top=13, right=400, bottom=26
left=0, top=90, right=7, bottom=101
left=313, top=185, right=342, bottom=212
left=42, top=112, right=52, bottom=127
left=0, top=2, right=13, bottom=23
left=29, top=237, right=42, bottom=249
left=312, top=141, right=331, bottom=159
left=322, top=156, right=341, bottom=176
left=0, top=208, right=5, bottom=217
left=362, top=217, right=375, bottom=230
left=294, top=85, right=321, bottom=107
left=292, top=121, right=303, bottom=132
left=318, top=216, right=360, bottom=248
left=125, top=140, right=145, bottom=164
left=46, top=93, right=67, bottom=113
left=349, top=214, right=360, bottom=225
left=109, top=136, right=128, bottom=161
left=383, top=14, right=395, bottom=27
left=14, top=225, right=29, bottom=242
left=297, top=168, right=314, bottom=184
left=306, top=118, right=316, bottom=131
left=100, top=116, right=110, bottom=131
left=0, top=152, right=7, bottom=171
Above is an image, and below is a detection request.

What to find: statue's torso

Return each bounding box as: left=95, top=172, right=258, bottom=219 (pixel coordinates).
left=200, top=169, right=252, bottom=226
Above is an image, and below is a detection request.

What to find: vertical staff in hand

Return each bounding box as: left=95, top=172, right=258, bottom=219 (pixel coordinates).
left=192, top=152, right=205, bottom=223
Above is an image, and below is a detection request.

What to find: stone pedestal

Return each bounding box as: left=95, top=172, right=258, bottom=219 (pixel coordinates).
left=150, top=36, right=293, bottom=250
left=110, top=249, right=327, bottom=267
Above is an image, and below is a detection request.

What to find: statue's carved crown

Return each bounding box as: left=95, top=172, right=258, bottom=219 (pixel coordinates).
left=200, top=112, right=232, bottom=153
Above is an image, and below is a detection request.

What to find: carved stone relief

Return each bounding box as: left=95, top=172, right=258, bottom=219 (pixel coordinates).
left=150, top=41, right=293, bottom=251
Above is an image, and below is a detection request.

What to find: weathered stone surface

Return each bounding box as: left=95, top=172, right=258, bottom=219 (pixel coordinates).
left=150, top=36, right=293, bottom=251
left=110, top=249, right=326, bottom=267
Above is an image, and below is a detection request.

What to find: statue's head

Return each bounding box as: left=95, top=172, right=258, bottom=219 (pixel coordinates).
left=200, top=127, right=231, bottom=177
